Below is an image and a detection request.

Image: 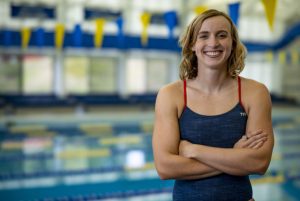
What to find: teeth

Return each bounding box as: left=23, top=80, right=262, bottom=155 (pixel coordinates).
left=205, top=51, right=221, bottom=56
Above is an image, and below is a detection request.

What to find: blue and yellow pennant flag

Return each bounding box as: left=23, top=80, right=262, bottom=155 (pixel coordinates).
left=278, top=51, right=286, bottom=65
left=194, top=5, right=208, bottom=15
left=228, top=2, right=240, bottom=27
left=94, top=18, right=106, bottom=48
left=140, top=12, right=151, bottom=46
left=261, top=0, right=277, bottom=31
left=116, top=17, right=124, bottom=47
left=55, top=23, right=65, bottom=49
left=164, top=11, right=177, bottom=40
left=21, top=27, right=31, bottom=49
left=291, top=50, right=299, bottom=65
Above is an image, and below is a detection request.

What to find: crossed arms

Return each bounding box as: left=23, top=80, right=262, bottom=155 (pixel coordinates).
left=152, top=83, right=274, bottom=180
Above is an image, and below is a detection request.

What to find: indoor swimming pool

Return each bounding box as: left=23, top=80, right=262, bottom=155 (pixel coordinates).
left=0, top=106, right=299, bottom=201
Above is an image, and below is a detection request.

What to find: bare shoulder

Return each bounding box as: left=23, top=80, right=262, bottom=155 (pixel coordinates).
left=240, top=77, right=272, bottom=110
left=241, top=77, right=270, bottom=95
left=155, top=80, right=184, bottom=115
left=156, top=80, right=183, bottom=101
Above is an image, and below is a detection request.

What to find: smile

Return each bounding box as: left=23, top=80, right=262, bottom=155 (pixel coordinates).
left=203, top=50, right=223, bottom=57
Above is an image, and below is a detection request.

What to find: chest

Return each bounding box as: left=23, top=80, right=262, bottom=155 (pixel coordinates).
left=187, top=92, right=238, bottom=116
left=179, top=105, right=247, bottom=148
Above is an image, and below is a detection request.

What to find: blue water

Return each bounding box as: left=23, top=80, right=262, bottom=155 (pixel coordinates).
left=0, top=107, right=299, bottom=201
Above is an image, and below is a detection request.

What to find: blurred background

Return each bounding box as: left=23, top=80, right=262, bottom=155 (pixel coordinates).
left=0, top=0, right=300, bottom=200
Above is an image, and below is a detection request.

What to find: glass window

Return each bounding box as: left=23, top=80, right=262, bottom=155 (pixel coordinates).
left=0, top=55, right=21, bottom=93
left=90, top=57, right=117, bottom=93
left=22, top=55, right=53, bottom=94
left=64, top=56, right=89, bottom=94
left=125, top=58, right=146, bottom=94
left=146, top=59, right=169, bottom=92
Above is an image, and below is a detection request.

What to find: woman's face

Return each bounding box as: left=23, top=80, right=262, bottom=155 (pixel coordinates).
left=192, top=16, right=233, bottom=70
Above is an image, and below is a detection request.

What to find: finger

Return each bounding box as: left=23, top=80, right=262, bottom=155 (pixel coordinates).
left=251, top=137, right=267, bottom=147
left=241, top=135, right=259, bottom=147
left=243, top=134, right=265, bottom=145
left=235, top=133, right=265, bottom=149
left=238, top=136, right=250, bottom=148
left=249, top=138, right=267, bottom=148
left=240, top=136, right=252, bottom=147
left=249, top=129, right=263, bottom=135
left=252, top=140, right=264, bottom=149
left=247, top=137, right=267, bottom=148
left=251, top=134, right=268, bottom=142
left=247, top=133, right=268, bottom=141
left=247, top=130, right=264, bottom=138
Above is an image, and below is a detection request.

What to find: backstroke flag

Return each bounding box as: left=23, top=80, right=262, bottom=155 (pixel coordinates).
left=55, top=23, right=65, bottom=49
left=261, top=0, right=277, bottom=31
left=228, top=2, right=240, bottom=27
left=95, top=18, right=106, bottom=48
left=140, top=12, right=151, bottom=46
left=21, top=27, right=31, bottom=49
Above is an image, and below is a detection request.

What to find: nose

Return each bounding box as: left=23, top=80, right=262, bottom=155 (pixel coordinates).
left=207, top=36, right=219, bottom=47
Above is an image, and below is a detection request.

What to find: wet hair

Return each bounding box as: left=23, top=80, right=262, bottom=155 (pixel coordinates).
left=179, top=9, right=247, bottom=80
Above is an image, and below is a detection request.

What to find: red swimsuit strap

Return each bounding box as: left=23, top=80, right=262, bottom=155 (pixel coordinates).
left=183, top=79, right=187, bottom=108
left=184, top=78, right=244, bottom=110
left=238, top=76, right=246, bottom=111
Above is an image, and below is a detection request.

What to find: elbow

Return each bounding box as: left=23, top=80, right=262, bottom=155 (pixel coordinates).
left=252, top=160, right=270, bottom=175
left=256, top=164, right=269, bottom=175
left=158, top=171, right=172, bottom=180
left=155, top=164, right=173, bottom=180
left=154, top=160, right=176, bottom=180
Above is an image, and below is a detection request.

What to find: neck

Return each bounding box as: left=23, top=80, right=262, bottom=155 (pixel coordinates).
left=193, top=69, right=231, bottom=94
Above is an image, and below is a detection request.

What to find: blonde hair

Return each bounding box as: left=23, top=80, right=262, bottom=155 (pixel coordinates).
left=179, top=9, right=247, bottom=80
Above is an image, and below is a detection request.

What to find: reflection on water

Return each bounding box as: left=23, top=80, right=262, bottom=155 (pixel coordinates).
left=0, top=106, right=300, bottom=201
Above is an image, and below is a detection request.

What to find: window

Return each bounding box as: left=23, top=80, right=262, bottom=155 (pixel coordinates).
left=0, top=55, right=21, bottom=93
left=125, top=56, right=171, bottom=94
left=64, top=56, right=89, bottom=94
left=146, top=59, right=169, bottom=92
left=125, top=58, right=146, bottom=94
left=22, top=55, right=53, bottom=94
left=90, top=57, right=117, bottom=93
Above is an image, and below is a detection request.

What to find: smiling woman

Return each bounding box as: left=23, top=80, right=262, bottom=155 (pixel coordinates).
left=152, top=9, right=274, bottom=201
left=192, top=16, right=233, bottom=71
left=179, top=9, right=246, bottom=80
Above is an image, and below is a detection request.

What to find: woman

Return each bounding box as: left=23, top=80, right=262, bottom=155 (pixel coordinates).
left=152, top=9, right=274, bottom=201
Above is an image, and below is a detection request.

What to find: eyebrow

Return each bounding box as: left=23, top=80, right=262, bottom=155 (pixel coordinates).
left=198, top=30, right=229, bottom=35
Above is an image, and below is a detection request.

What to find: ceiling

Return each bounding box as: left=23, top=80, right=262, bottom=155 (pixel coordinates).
left=200, top=0, right=300, bottom=27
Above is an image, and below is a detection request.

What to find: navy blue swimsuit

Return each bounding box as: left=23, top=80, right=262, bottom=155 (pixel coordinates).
left=173, top=77, right=252, bottom=201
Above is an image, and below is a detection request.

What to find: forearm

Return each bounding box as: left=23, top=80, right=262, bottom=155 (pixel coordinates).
left=179, top=170, right=221, bottom=180
left=176, top=159, right=222, bottom=180
left=155, top=153, right=222, bottom=180
left=190, top=145, right=267, bottom=176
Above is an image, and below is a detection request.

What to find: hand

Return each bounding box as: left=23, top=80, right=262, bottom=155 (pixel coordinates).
left=179, top=140, right=194, bottom=158
left=234, top=130, right=267, bottom=149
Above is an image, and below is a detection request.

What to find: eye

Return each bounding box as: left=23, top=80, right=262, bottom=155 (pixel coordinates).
left=218, top=32, right=228, bottom=38
left=198, top=35, right=208, bottom=39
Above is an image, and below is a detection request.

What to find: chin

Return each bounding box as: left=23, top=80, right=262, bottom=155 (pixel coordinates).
left=205, top=62, right=227, bottom=69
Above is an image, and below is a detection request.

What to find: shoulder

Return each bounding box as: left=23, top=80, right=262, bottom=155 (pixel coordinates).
left=240, top=76, right=272, bottom=111
left=155, top=80, right=185, bottom=114
left=158, top=80, right=183, bottom=96
left=156, top=80, right=184, bottom=104
left=240, top=77, right=270, bottom=96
